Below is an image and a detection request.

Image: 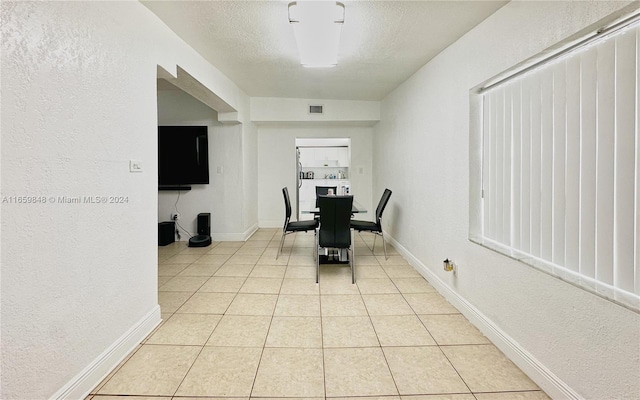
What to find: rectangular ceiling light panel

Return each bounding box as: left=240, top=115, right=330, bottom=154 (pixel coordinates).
left=289, top=1, right=345, bottom=67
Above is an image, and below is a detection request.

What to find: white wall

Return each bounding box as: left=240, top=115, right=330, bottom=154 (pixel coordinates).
left=374, top=1, right=640, bottom=399
left=252, top=97, right=380, bottom=124
left=241, top=95, right=260, bottom=238
left=157, top=90, right=246, bottom=240
left=1, top=2, right=252, bottom=398
left=258, top=126, right=374, bottom=228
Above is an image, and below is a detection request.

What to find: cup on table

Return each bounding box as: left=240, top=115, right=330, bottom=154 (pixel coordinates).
left=328, top=188, right=334, bottom=195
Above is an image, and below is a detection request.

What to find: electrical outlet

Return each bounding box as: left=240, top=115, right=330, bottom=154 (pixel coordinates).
left=443, top=258, right=456, bottom=275
left=171, top=213, right=180, bottom=220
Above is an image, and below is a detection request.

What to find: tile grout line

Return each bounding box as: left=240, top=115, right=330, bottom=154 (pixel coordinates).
left=168, top=242, right=244, bottom=397
left=437, top=345, right=475, bottom=396
left=319, top=264, right=328, bottom=400
left=293, top=230, right=327, bottom=400
left=168, top=231, right=276, bottom=397
left=247, top=230, right=279, bottom=398
left=361, top=249, right=403, bottom=398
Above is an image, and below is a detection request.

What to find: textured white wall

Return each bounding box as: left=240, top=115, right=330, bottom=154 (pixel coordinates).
left=240, top=95, right=259, bottom=237
left=251, top=97, right=380, bottom=124
left=157, top=90, right=246, bottom=239
left=1, top=2, right=251, bottom=398
left=374, top=1, right=640, bottom=399
left=258, top=126, right=374, bottom=228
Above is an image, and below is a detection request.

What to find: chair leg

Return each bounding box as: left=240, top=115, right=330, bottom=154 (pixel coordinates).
left=381, top=231, right=388, bottom=260
left=277, top=232, right=286, bottom=259
left=350, top=230, right=356, bottom=284
left=350, top=247, right=355, bottom=284
left=316, top=235, right=320, bottom=284
left=371, top=233, right=377, bottom=253
left=313, top=230, right=317, bottom=261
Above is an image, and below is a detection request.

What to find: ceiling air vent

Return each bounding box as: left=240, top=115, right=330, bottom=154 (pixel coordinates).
left=309, top=105, right=324, bottom=114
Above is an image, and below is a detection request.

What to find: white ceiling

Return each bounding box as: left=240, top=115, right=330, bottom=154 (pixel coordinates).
left=144, top=0, right=508, bottom=101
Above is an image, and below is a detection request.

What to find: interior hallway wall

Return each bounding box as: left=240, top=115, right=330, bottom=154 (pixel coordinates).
left=1, top=1, right=252, bottom=397
left=373, top=1, right=640, bottom=398
left=240, top=95, right=259, bottom=238
left=257, top=126, right=374, bottom=228
left=157, top=89, right=245, bottom=240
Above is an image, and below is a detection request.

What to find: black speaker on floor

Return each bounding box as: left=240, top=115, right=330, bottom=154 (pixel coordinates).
left=158, top=221, right=175, bottom=246
left=189, top=212, right=212, bottom=247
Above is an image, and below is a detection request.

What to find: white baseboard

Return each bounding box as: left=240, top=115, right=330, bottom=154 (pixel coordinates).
left=243, top=223, right=259, bottom=240
left=385, top=233, right=581, bottom=400
left=50, top=305, right=162, bottom=400
left=212, top=223, right=259, bottom=242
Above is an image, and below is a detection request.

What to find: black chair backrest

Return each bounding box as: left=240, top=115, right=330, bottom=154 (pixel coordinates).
left=318, top=195, right=353, bottom=248
left=282, top=187, right=292, bottom=223
left=315, top=186, right=338, bottom=207
left=375, top=189, right=392, bottom=226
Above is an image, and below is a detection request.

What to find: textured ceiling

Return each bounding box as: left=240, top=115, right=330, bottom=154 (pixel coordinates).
left=143, top=0, right=508, bottom=101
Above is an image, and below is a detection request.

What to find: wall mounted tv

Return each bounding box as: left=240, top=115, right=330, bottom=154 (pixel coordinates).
left=158, top=126, right=209, bottom=189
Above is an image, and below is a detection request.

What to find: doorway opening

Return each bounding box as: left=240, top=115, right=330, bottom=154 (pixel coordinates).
left=295, top=138, right=351, bottom=220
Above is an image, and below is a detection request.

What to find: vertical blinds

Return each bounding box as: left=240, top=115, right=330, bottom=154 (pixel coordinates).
left=481, top=23, right=639, bottom=310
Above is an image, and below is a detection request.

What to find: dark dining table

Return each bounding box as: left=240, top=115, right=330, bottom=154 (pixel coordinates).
left=299, top=199, right=367, bottom=215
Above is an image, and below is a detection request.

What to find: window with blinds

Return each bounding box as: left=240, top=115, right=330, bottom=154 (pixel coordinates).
left=479, top=19, right=639, bottom=311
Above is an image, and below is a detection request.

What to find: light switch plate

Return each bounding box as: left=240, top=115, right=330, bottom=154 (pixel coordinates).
left=129, top=160, right=143, bottom=173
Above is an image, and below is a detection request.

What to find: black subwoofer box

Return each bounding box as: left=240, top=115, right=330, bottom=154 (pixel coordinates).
left=158, top=221, right=175, bottom=246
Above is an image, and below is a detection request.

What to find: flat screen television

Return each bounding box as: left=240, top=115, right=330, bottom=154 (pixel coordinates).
left=158, top=126, right=209, bottom=187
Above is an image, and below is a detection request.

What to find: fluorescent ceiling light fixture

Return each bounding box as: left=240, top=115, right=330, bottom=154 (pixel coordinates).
left=288, top=1, right=345, bottom=67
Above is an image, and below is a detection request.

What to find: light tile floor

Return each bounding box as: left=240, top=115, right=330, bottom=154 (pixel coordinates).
left=89, top=228, right=550, bottom=400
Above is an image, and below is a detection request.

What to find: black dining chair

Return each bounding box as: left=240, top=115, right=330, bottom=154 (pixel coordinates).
left=350, top=189, right=392, bottom=259
left=278, top=187, right=319, bottom=259
left=315, top=185, right=338, bottom=207
left=316, top=195, right=355, bottom=284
